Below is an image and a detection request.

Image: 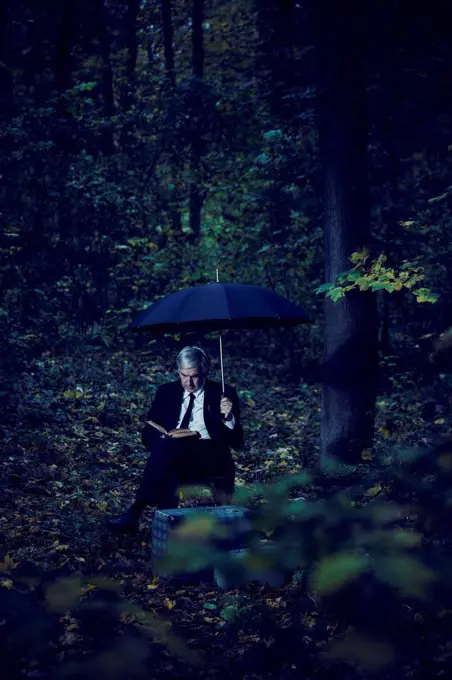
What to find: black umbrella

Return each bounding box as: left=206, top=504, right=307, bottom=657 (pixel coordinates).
left=129, top=278, right=311, bottom=390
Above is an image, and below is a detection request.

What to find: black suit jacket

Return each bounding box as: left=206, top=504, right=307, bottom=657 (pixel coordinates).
left=141, top=379, right=244, bottom=452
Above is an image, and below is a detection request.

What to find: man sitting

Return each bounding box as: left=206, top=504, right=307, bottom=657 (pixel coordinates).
left=106, top=346, right=244, bottom=533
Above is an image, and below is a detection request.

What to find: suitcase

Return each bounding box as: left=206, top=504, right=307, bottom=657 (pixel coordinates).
left=151, top=505, right=252, bottom=583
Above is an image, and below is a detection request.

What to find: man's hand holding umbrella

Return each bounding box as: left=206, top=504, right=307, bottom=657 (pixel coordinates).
left=220, top=396, right=234, bottom=421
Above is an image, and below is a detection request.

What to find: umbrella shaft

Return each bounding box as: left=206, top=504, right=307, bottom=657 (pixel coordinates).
left=219, top=332, right=225, bottom=393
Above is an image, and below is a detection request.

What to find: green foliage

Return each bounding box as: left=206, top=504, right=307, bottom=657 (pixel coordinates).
left=311, top=551, right=369, bottom=594
left=160, top=439, right=452, bottom=671
left=315, top=249, right=439, bottom=303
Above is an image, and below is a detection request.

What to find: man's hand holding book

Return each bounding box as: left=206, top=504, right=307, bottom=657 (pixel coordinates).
left=146, top=419, right=200, bottom=439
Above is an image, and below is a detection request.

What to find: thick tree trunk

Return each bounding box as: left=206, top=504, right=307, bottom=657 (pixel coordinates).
left=188, top=0, right=205, bottom=243
left=312, top=0, right=378, bottom=469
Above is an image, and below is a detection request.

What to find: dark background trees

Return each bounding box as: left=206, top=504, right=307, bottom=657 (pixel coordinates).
left=2, top=1, right=452, bottom=676
left=1, top=0, right=452, bottom=454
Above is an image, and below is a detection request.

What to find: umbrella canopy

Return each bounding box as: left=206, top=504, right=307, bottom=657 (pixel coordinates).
left=129, top=282, right=310, bottom=334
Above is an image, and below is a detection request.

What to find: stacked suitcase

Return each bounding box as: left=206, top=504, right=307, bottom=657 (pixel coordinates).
left=151, top=505, right=252, bottom=583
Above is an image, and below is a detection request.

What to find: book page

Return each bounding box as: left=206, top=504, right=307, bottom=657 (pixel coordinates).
left=146, top=420, right=168, bottom=435
left=167, top=429, right=199, bottom=438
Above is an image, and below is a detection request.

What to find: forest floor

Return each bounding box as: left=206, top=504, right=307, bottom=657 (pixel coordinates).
left=1, top=340, right=451, bottom=680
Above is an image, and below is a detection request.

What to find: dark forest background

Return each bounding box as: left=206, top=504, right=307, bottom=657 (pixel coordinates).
left=2, top=1, right=452, bottom=679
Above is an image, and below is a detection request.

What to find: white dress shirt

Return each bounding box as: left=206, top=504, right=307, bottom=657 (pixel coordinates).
left=176, top=385, right=235, bottom=439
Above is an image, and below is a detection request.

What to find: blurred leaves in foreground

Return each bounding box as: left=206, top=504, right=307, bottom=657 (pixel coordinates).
left=2, top=440, right=452, bottom=677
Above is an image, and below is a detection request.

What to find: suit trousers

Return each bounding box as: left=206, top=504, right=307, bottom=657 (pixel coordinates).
left=135, top=436, right=236, bottom=509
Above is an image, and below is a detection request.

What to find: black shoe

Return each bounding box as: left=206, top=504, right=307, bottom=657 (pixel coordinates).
left=106, top=511, right=140, bottom=534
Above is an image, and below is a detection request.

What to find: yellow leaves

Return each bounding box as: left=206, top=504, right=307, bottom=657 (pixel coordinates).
left=361, top=448, right=373, bottom=461
left=365, top=483, right=383, bottom=498
left=349, top=248, right=369, bottom=265
left=66, top=621, right=79, bottom=632
left=1, top=579, right=14, bottom=589
left=303, top=613, right=318, bottom=628
left=380, top=426, right=392, bottom=439
left=265, top=597, right=282, bottom=608
left=164, top=598, right=176, bottom=610
left=52, top=540, right=69, bottom=552
left=62, top=389, right=86, bottom=400
left=81, top=583, right=97, bottom=596
left=0, top=554, right=17, bottom=572
left=120, top=611, right=136, bottom=624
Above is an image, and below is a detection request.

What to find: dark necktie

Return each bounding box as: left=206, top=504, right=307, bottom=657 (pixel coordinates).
left=180, top=393, right=195, bottom=429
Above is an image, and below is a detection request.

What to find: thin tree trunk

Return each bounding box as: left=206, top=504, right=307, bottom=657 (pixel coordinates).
left=188, top=0, right=205, bottom=243
left=55, top=2, right=76, bottom=95
left=255, top=0, right=298, bottom=120
left=373, top=0, right=402, bottom=357
left=54, top=1, right=80, bottom=154
left=0, top=1, right=14, bottom=116
left=161, top=0, right=175, bottom=87
left=312, top=0, right=378, bottom=470
left=93, top=0, right=115, bottom=154
left=121, top=0, right=140, bottom=109
left=192, top=0, right=204, bottom=80
left=161, top=0, right=182, bottom=232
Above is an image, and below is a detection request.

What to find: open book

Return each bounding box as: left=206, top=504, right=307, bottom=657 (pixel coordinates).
left=146, top=419, right=199, bottom=439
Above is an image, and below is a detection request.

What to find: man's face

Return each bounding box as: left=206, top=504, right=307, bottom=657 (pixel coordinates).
left=179, top=366, right=203, bottom=392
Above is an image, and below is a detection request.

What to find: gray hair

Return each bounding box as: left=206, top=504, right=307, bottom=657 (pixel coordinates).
left=177, top=346, right=210, bottom=375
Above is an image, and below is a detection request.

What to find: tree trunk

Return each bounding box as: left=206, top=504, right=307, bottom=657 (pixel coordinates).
left=55, top=2, right=76, bottom=95
left=93, top=0, right=115, bottom=154
left=372, top=0, right=402, bottom=358
left=0, top=1, right=14, bottom=116
left=312, top=0, right=378, bottom=470
left=54, top=1, right=80, bottom=154
left=161, top=0, right=182, bottom=231
left=188, top=0, right=205, bottom=243
left=120, top=0, right=141, bottom=109
left=255, top=0, right=298, bottom=121
left=161, top=0, right=175, bottom=87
